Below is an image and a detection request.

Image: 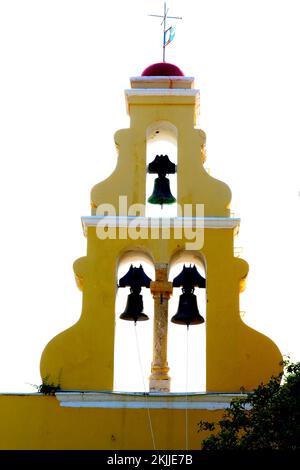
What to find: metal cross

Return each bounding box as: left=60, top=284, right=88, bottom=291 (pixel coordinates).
left=149, top=2, right=182, bottom=62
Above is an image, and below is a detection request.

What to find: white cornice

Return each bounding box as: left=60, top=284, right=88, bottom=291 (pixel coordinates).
left=125, top=88, right=199, bottom=97
left=130, top=76, right=195, bottom=89
left=56, top=391, right=248, bottom=410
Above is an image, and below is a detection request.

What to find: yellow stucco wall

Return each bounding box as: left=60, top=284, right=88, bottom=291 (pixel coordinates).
left=0, top=394, right=223, bottom=450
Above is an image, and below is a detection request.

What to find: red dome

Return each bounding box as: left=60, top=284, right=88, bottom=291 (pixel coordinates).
left=142, top=62, right=184, bottom=77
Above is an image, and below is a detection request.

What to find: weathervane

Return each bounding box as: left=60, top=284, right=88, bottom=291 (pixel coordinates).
left=149, top=2, right=182, bottom=62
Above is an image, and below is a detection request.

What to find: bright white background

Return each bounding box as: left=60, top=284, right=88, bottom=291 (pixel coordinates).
left=0, top=0, right=300, bottom=392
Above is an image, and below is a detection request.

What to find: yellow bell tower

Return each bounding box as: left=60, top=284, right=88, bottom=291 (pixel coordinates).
left=40, top=61, right=282, bottom=394
left=0, top=60, right=284, bottom=451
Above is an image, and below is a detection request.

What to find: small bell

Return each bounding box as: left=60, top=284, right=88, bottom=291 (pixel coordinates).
left=148, top=175, right=176, bottom=205
left=171, top=291, right=204, bottom=326
left=147, top=154, right=176, bottom=206
left=120, top=290, right=149, bottom=322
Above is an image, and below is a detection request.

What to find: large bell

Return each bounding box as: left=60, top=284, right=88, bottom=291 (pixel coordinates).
left=148, top=175, right=176, bottom=205
left=171, top=291, right=204, bottom=326
left=172, top=265, right=206, bottom=327
left=118, top=264, right=152, bottom=323
left=119, top=291, right=149, bottom=322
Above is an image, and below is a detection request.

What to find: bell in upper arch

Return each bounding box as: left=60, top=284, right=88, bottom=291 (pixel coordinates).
left=148, top=154, right=176, bottom=175
left=171, top=291, right=204, bottom=326
left=147, top=154, right=176, bottom=206
left=119, top=289, right=149, bottom=322
left=148, top=175, right=176, bottom=205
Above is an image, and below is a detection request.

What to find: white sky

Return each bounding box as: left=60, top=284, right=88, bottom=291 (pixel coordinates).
left=0, top=0, right=300, bottom=392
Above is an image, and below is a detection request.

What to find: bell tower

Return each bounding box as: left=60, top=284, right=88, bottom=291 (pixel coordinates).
left=40, top=62, right=282, bottom=393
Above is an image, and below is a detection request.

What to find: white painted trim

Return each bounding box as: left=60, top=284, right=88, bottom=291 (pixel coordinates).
left=130, top=76, right=194, bottom=82
left=81, top=216, right=240, bottom=236
left=58, top=401, right=232, bottom=410
left=125, top=89, right=199, bottom=98
left=130, top=76, right=195, bottom=89
left=56, top=391, right=248, bottom=410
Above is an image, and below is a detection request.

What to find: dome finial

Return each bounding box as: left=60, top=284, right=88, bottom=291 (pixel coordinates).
left=148, top=1, right=182, bottom=62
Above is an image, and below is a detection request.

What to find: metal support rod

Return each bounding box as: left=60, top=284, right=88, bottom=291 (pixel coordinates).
left=163, top=2, right=166, bottom=62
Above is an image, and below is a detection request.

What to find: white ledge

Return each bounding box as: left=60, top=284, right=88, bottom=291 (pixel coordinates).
left=130, top=76, right=195, bottom=89
left=125, top=88, right=199, bottom=97
left=81, top=216, right=240, bottom=236
left=56, top=391, right=247, bottom=410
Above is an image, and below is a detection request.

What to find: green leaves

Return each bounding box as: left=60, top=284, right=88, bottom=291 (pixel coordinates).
left=198, top=361, right=300, bottom=450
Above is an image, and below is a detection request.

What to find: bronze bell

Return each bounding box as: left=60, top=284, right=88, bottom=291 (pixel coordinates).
left=120, top=289, right=149, bottom=322
left=148, top=175, right=176, bottom=205
left=171, top=291, right=204, bottom=326
left=147, top=154, right=176, bottom=206
left=118, top=264, right=152, bottom=323
left=171, top=264, right=206, bottom=327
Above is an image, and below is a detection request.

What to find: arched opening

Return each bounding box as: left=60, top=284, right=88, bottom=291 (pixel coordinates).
left=113, top=250, right=155, bottom=392
left=168, top=251, right=207, bottom=392
left=146, top=121, right=178, bottom=218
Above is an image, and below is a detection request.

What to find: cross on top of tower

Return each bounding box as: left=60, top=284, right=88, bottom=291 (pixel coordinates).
left=149, top=2, right=182, bottom=62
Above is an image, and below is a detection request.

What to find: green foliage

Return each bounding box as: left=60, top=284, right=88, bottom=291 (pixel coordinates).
left=36, top=376, right=61, bottom=396
left=198, top=361, right=300, bottom=450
